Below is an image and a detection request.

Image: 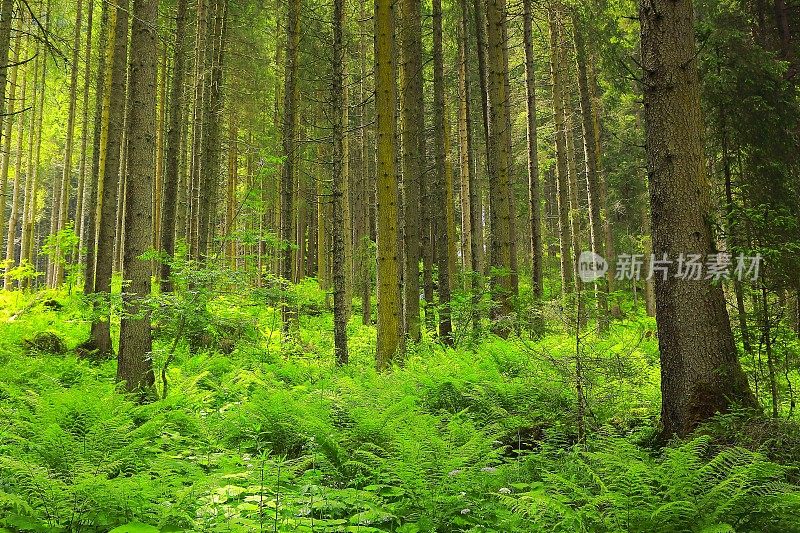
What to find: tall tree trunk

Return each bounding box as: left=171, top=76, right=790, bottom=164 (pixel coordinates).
left=159, top=0, right=188, bottom=292
left=90, top=1, right=129, bottom=357
left=0, top=28, right=20, bottom=267
left=358, top=0, right=372, bottom=326
left=4, top=28, right=26, bottom=289
left=117, top=0, right=158, bottom=396
left=53, top=0, right=84, bottom=287
left=332, top=0, right=349, bottom=365
left=486, top=0, right=514, bottom=334
left=0, top=0, right=15, bottom=192
left=188, top=0, right=208, bottom=258
left=548, top=9, right=573, bottom=297
left=375, top=0, right=403, bottom=369
left=153, top=44, right=168, bottom=270
left=76, top=0, right=95, bottom=266
left=83, top=0, right=108, bottom=295
left=281, top=0, right=300, bottom=335
left=433, top=0, right=452, bottom=343
left=399, top=0, right=424, bottom=342
left=573, top=15, right=609, bottom=330
left=523, top=0, right=542, bottom=299
left=639, top=0, right=757, bottom=437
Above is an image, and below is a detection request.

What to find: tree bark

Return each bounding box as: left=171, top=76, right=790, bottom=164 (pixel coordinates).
left=486, top=0, right=514, bottom=334
left=399, top=0, right=424, bottom=342
left=332, top=0, right=349, bottom=365
left=281, top=0, right=300, bottom=335
left=117, top=0, right=158, bottom=396
left=159, top=0, right=188, bottom=292
left=0, top=27, right=20, bottom=269
left=375, top=0, right=403, bottom=369
left=523, top=0, right=542, bottom=299
left=639, top=0, right=757, bottom=437
left=90, top=1, right=129, bottom=357
left=573, top=15, right=609, bottom=330
left=76, top=0, right=95, bottom=266
left=548, top=9, right=574, bottom=297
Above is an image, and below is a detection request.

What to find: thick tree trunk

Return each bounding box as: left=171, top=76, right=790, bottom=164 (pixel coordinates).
left=117, top=0, right=158, bottom=396
left=90, top=1, right=129, bottom=357
left=639, top=0, right=757, bottom=437
left=375, top=0, right=403, bottom=369
left=486, top=0, right=514, bottom=334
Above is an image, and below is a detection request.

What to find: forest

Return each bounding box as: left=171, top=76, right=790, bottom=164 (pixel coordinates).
left=0, top=0, right=799, bottom=530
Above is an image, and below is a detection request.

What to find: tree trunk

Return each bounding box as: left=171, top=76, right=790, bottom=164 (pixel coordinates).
left=117, top=0, right=158, bottom=396
left=332, top=0, right=349, bottom=365
left=573, top=15, right=609, bottom=330
left=375, top=0, right=403, bottom=369
left=548, top=9, right=573, bottom=297
left=0, top=28, right=20, bottom=269
left=159, top=0, right=188, bottom=292
left=639, top=0, right=757, bottom=437
left=76, top=0, right=95, bottom=266
left=83, top=0, right=108, bottom=295
left=485, top=0, right=513, bottom=334
left=433, top=0, right=452, bottom=343
left=281, top=0, right=300, bottom=335
left=90, top=1, right=129, bottom=357
left=399, top=0, right=424, bottom=343
left=523, top=0, right=542, bottom=299
left=4, top=28, right=26, bottom=289
left=54, top=0, right=84, bottom=287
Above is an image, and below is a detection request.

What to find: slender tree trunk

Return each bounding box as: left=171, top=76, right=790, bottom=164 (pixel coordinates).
left=159, top=0, right=188, bottom=292
left=4, top=27, right=26, bottom=289
left=117, top=0, right=158, bottom=396
left=280, top=0, right=300, bottom=335
left=433, top=0, right=452, bottom=343
left=53, top=0, right=84, bottom=287
left=0, top=0, right=15, bottom=190
left=76, top=0, right=95, bottom=266
left=225, top=117, right=237, bottom=267
left=188, top=0, right=208, bottom=258
left=548, top=9, right=573, bottom=297
left=358, top=0, right=372, bottom=326
left=639, top=0, right=757, bottom=437
left=153, top=44, right=168, bottom=270
left=375, top=0, right=403, bottom=369
left=523, top=0, right=542, bottom=299
left=90, top=1, right=129, bottom=356
left=399, top=0, right=424, bottom=342
left=573, top=16, right=609, bottom=330
left=83, top=0, right=108, bottom=295
left=0, top=28, right=20, bottom=267
left=332, top=0, right=349, bottom=364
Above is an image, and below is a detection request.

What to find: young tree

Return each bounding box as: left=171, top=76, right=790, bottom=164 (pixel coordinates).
left=374, top=0, right=403, bottom=369
left=639, top=0, right=757, bottom=436
left=117, top=0, right=158, bottom=395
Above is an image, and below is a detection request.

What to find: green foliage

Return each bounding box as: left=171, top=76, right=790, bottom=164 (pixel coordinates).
left=1, top=289, right=798, bottom=531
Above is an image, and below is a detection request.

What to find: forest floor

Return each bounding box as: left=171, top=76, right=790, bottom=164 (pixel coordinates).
left=1, top=283, right=800, bottom=532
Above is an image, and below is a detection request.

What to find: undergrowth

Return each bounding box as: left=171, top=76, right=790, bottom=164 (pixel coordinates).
left=1, top=288, right=798, bottom=532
